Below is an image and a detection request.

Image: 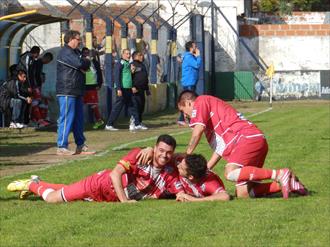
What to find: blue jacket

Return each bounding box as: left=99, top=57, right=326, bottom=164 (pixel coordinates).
left=181, top=51, right=201, bottom=87
left=56, top=45, right=90, bottom=96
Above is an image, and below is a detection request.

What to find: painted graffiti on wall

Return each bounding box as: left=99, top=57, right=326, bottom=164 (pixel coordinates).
left=256, top=71, right=321, bottom=99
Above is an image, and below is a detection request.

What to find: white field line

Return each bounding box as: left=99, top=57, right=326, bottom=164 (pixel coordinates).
left=1, top=107, right=272, bottom=180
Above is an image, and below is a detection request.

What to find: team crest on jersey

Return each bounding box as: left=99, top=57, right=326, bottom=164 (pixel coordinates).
left=192, top=109, right=197, bottom=118
left=175, top=181, right=183, bottom=189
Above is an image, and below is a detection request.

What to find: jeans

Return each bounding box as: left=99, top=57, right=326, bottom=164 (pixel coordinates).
left=10, top=98, right=23, bottom=122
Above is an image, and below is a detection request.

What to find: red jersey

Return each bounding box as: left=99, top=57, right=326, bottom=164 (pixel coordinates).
left=189, top=95, right=264, bottom=157
left=179, top=170, right=226, bottom=197
left=118, top=148, right=184, bottom=200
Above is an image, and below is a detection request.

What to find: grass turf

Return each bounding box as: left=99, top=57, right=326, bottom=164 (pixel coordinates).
left=0, top=101, right=329, bottom=247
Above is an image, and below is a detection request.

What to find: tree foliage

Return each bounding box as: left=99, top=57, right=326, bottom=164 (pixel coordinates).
left=256, top=0, right=329, bottom=14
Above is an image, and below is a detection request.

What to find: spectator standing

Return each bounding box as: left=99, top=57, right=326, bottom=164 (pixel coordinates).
left=56, top=30, right=95, bottom=156
left=81, top=47, right=104, bottom=129
left=131, top=51, right=150, bottom=130
left=177, top=41, right=201, bottom=126
left=0, top=70, right=32, bottom=128
left=104, top=49, right=141, bottom=131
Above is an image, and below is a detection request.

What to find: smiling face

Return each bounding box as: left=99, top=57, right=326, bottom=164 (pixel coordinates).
left=177, top=158, right=189, bottom=178
left=153, top=141, right=175, bottom=168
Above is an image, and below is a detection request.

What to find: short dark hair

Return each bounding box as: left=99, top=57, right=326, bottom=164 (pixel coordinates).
left=64, top=30, right=80, bottom=44
left=185, top=154, right=207, bottom=180
left=42, top=52, right=53, bottom=62
left=177, top=90, right=198, bottom=106
left=185, top=41, right=195, bottom=51
left=30, top=46, right=40, bottom=54
left=132, top=51, right=141, bottom=59
left=81, top=47, right=89, bottom=53
left=156, top=134, right=176, bottom=150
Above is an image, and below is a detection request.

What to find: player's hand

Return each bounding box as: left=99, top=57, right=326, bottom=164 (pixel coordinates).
left=176, top=192, right=194, bottom=202
left=117, top=90, right=122, bottom=97
left=137, top=147, right=153, bottom=165
left=132, top=87, right=138, bottom=94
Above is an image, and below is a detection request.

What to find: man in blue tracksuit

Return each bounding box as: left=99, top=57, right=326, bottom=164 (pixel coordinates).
left=178, top=41, right=201, bottom=125
left=56, top=30, right=94, bottom=155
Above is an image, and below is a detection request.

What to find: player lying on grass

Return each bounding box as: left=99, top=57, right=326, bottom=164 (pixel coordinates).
left=176, top=90, right=308, bottom=199
left=7, top=135, right=182, bottom=203
left=175, top=153, right=230, bottom=202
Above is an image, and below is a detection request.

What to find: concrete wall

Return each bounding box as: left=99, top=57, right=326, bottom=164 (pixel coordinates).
left=238, top=13, right=330, bottom=99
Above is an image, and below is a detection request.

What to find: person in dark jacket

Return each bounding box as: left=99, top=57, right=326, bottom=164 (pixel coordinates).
left=131, top=51, right=150, bottom=129
left=0, top=70, right=32, bottom=128
left=56, top=30, right=95, bottom=156
left=81, top=47, right=104, bottom=129
left=104, top=49, right=141, bottom=131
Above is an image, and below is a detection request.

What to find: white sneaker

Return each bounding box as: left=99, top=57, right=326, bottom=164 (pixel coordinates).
left=9, top=122, right=24, bottom=129
left=129, top=124, right=136, bottom=131
left=140, top=123, right=148, bottom=129
left=135, top=124, right=148, bottom=130
left=105, top=125, right=119, bottom=131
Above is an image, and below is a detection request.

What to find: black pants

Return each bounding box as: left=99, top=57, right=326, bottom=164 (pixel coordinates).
left=132, top=90, right=146, bottom=123
left=106, top=88, right=140, bottom=126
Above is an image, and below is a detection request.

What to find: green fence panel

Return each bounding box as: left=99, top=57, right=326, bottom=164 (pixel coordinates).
left=214, top=71, right=254, bottom=100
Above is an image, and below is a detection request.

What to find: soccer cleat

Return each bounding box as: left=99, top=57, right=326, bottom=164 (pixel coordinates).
left=276, top=168, right=292, bottom=199
left=57, top=148, right=75, bottom=156
left=290, top=173, right=308, bottom=196
left=93, top=119, right=104, bottom=129
left=19, top=190, right=33, bottom=200
left=105, top=125, right=119, bottom=131
left=75, top=144, right=96, bottom=155
left=7, top=179, right=32, bottom=192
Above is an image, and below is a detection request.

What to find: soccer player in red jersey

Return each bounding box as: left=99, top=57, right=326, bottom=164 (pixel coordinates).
left=176, top=154, right=230, bottom=202
left=7, top=135, right=184, bottom=203
left=177, top=90, right=308, bottom=199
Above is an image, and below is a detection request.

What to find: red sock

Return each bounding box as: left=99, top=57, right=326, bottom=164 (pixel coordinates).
left=91, top=105, right=101, bottom=121
left=251, top=182, right=281, bottom=197
left=39, top=181, right=66, bottom=190
left=29, top=181, right=65, bottom=196
left=238, top=166, right=275, bottom=182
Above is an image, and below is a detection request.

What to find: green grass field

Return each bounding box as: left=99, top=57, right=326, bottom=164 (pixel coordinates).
left=0, top=101, right=329, bottom=247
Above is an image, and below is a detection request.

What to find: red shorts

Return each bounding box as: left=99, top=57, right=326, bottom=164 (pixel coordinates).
left=226, top=135, right=268, bottom=168
left=83, top=90, right=99, bottom=104
left=61, top=178, right=91, bottom=202
left=60, top=170, right=118, bottom=202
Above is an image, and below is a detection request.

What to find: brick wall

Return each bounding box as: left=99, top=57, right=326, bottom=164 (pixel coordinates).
left=239, top=24, right=330, bottom=37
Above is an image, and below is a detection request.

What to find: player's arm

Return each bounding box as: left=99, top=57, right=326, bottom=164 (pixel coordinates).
left=186, top=124, right=205, bottom=154
left=176, top=191, right=230, bottom=202
left=176, top=192, right=230, bottom=202
left=207, top=152, right=222, bottom=170
left=110, top=164, right=136, bottom=203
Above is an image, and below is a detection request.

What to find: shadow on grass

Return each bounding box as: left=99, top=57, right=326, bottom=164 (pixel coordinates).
left=0, top=142, right=54, bottom=157
left=0, top=196, right=41, bottom=201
